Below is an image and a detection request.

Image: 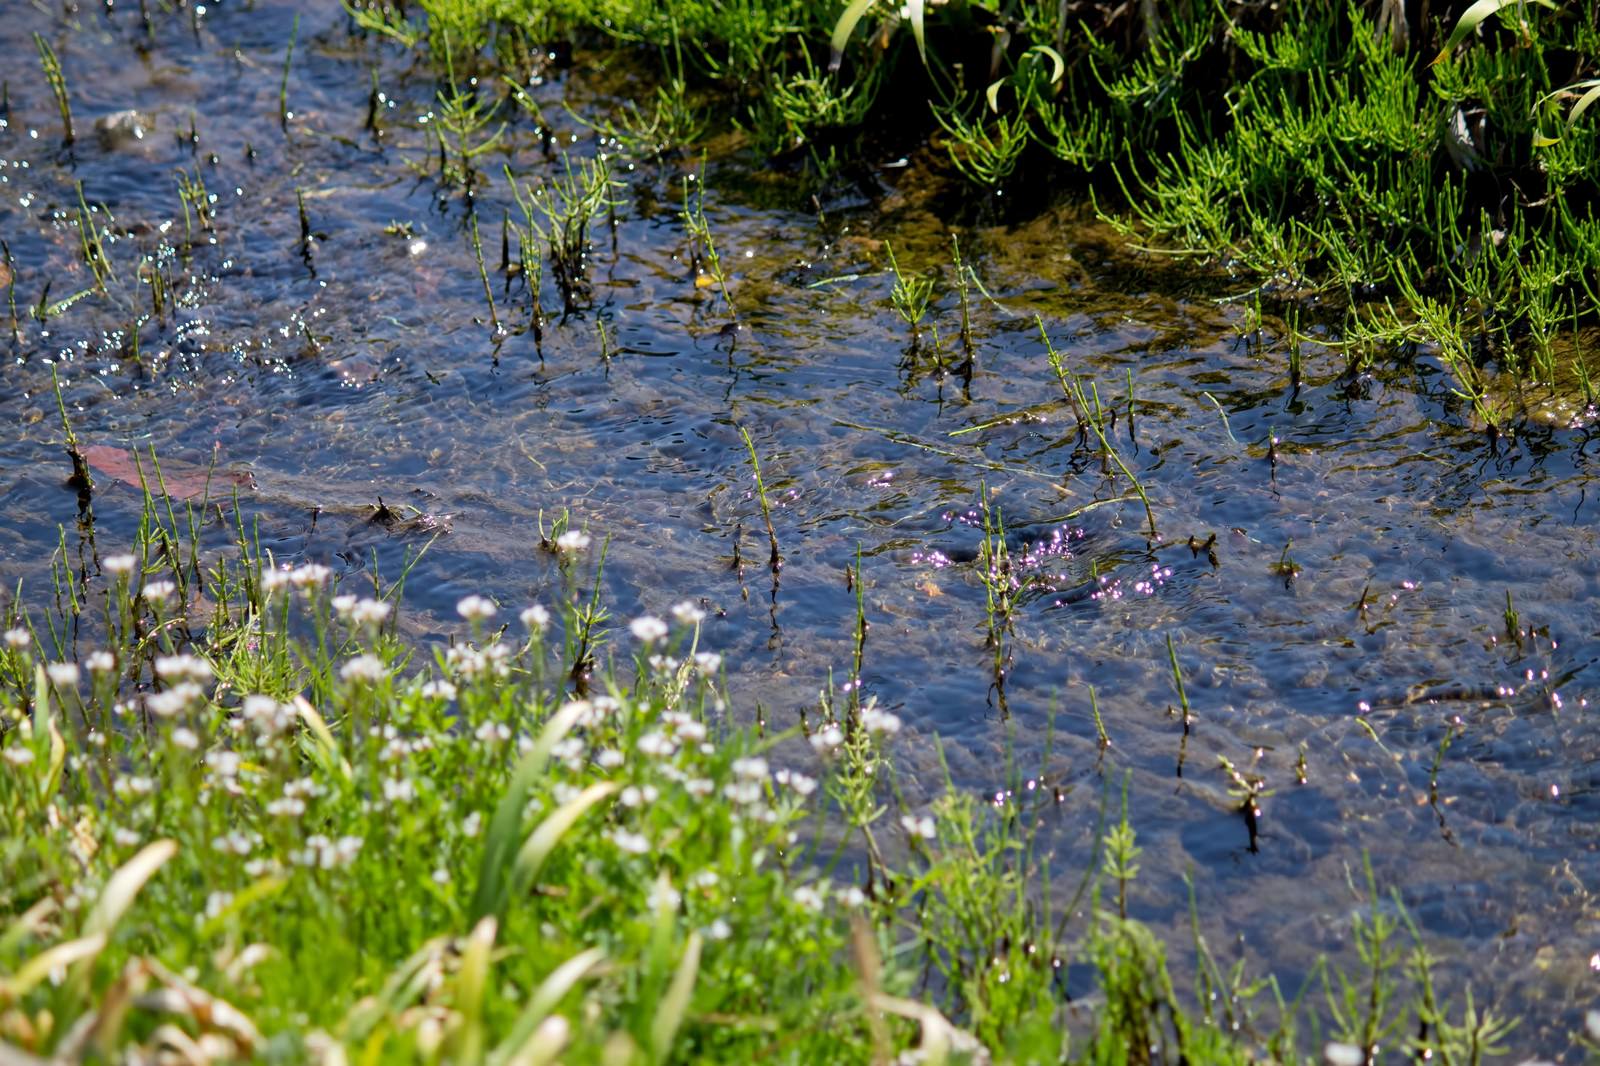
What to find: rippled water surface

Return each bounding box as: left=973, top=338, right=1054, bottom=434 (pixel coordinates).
left=4, top=1, right=1600, bottom=1052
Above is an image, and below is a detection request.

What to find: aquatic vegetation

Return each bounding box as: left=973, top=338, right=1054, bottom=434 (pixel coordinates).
left=340, top=0, right=1600, bottom=404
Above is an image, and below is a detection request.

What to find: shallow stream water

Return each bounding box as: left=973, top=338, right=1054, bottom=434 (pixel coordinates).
left=3, top=1, right=1600, bottom=1053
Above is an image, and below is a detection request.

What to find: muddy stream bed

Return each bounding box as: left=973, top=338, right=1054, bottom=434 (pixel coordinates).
left=3, top=1, right=1600, bottom=1053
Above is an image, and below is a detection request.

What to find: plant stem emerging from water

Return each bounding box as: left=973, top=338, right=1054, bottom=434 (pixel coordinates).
left=739, top=426, right=781, bottom=577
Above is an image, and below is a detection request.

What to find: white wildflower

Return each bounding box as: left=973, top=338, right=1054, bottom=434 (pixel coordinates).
left=112, top=827, right=140, bottom=848
left=863, top=706, right=903, bottom=737
left=554, top=529, right=590, bottom=553
left=206, top=750, right=242, bottom=778
left=3, top=747, right=34, bottom=766
left=596, top=748, right=625, bottom=769
left=792, top=885, right=825, bottom=912
left=155, top=653, right=213, bottom=683
left=686, top=778, right=714, bottom=798
left=732, top=757, right=768, bottom=780
left=901, top=814, right=936, bottom=840
left=474, top=720, right=511, bottom=745
left=723, top=780, right=762, bottom=804
left=289, top=564, right=330, bottom=589
left=383, top=777, right=416, bottom=804
left=705, top=918, right=732, bottom=940
left=46, top=662, right=80, bottom=687
left=431, top=868, right=450, bottom=886
left=838, top=885, right=867, bottom=908
left=420, top=679, right=457, bottom=701
left=520, top=604, right=550, bottom=632
left=331, top=594, right=358, bottom=619
left=457, top=595, right=497, bottom=622
left=636, top=732, right=677, bottom=759
left=692, top=651, right=721, bottom=677
left=461, top=811, right=482, bottom=838
left=340, top=654, right=385, bottom=684
left=671, top=600, right=705, bottom=625
left=171, top=727, right=200, bottom=750
left=140, top=580, right=177, bottom=605
left=775, top=769, right=818, bottom=796
left=103, top=553, right=136, bottom=576
left=351, top=598, right=391, bottom=626
left=86, top=650, right=116, bottom=674
left=647, top=882, right=681, bottom=912
left=550, top=736, right=585, bottom=770
left=609, top=829, right=650, bottom=855
left=267, top=796, right=306, bottom=818
left=146, top=683, right=201, bottom=717
left=629, top=615, right=668, bottom=644
left=3, top=628, right=30, bottom=650
left=809, top=724, right=845, bottom=755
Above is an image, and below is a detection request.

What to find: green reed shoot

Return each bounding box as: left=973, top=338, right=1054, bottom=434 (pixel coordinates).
left=739, top=426, right=781, bottom=575
left=469, top=212, right=500, bottom=333
left=1165, top=633, right=1190, bottom=722
left=33, top=33, right=73, bottom=145
left=1041, top=317, right=1158, bottom=538
left=279, top=14, right=298, bottom=131
left=885, top=241, right=933, bottom=345
left=681, top=171, right=733, bottom=316
left=1089, top=685, right=1109, bottom=749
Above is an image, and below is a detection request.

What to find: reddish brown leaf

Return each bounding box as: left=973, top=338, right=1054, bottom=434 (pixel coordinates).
left=84, top=445, right=253, bottom=502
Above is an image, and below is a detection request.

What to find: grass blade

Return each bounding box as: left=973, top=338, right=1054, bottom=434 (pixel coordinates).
left=1433, top=0, right=1555, bottom=63
left=829, top=0, right=878, bottom=72
left=488, top=948, right=604, bottom=1066
left=471, top=698, right=593, bottom=921
left=507, top=782, right=620, bottom=906
left=649, top=932, right=702, bottom=1063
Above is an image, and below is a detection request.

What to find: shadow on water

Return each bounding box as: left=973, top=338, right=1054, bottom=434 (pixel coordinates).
left=3, top=0, right=1600, bottom=1052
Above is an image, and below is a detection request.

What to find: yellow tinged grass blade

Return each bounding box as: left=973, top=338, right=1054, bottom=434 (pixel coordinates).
left=1432, top=0, right=1556, bottom=64
left=649, top=932, right=702, bottom=1064
left=906, top=0, right=926, bottom=67
left=508, top=782, right=619, bottom=903
left=489, top=948, right=605, bottom=1066
left=4, top=934, right=107, bottom=999
left=0, top=899, right=56, bottom=958
left=829, top=0, right=878, bottom=72
left=1566, top=80, right=1600, bottom=125
left=504, top=1017, right=569, bottom=1066
left=450, top=916, right=497, bottom=1066
left=0, top=1037, right=50, bottom=1066
left=870, top=994, right=957, bottom=1066
left=68, top=839, right=177, bottom=995
left=82, top=840, right=178, bottom=941
left=293, top=696, right=351, bottom=780
left=32, top=665, right=64, bottom=801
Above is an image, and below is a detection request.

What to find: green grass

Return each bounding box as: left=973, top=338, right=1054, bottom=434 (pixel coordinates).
left=0, top=457, right=1544, bottom=1063
left=339, top=0, right=1600, bottom=416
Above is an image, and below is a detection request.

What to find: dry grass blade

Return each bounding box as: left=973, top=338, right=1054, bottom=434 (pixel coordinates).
left=138, top=958, right=263, bottom=1053
left=3, top=935, right=107, bottom=1000
left=81, top=840, right=177, bottom=943
left=0, top=1041, right=49, bottom=1066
